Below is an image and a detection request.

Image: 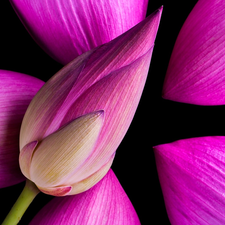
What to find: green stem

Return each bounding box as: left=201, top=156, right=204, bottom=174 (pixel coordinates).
left=1, top=179, right=40, bottom=225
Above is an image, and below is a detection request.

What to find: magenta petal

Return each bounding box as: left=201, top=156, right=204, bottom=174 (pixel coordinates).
left=163, top=0, right=225, bottom=105
left=154, top=136, right=225, bottom=224
left=0, top=70, right=44, bottom=188
left=29, top=169, right=140, bottom=225
left=9, top=0, right=148, bottom=65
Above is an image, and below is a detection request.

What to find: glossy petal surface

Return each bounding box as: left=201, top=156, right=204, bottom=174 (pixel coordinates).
left=0, top=70, right=44, bottom=188
left=154, top=136, right=225, bottom=224
left=163, top=0, right=225, bottom=105
left=10, top=0, right=148, bottom=64
left=29, top=169, right=141, bottom=225
left=19, top=9, right=162, bottom=193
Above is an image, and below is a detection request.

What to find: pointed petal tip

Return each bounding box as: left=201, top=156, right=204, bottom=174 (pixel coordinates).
left=161, top=89, right=180, bottom=104
left=116, top=6, right=162, bottom=58
left=154, top=5, right=163, bottom=19
left=82, top=110, right=105, bottom=125
left=93, top=110, right=104, bottom=118
left=156, top=5, right=163, bottom=15
left=152, top=145, right=162, bottom=153
left=143, top=6, right=162, bottom=43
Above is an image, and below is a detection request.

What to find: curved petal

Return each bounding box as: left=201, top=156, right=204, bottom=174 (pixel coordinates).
left=154, top=136, right=225, bottom=224
left=163, top=0, right=225, bottom=105
left=9, top=0, right=148, bottom=65
left=0, top=70, right=44, bottom=188
left=19, top=141, right=38, bottom=179
left=20, top=8, right=162, bottom=151
left=29, top=169, right=141, bottom=225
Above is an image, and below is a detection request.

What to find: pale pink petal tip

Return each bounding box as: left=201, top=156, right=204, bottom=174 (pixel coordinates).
left=154, top=136, right=225, bottom=224
left=162, top=0, right=225, bottom=105
left=0, top=70, right=44, bottom=188
left=29, top=169, right=140, bottom=225
left=9, top=0, right=149, bottom=64
left=38, top=186, right=72, bottom=196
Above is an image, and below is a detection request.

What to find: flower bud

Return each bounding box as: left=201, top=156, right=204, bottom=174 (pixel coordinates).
left=19, top=9, right=162, bottom=195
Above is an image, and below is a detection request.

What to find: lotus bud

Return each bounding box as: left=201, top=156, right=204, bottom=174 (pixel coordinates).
left=162, top=0, right=225, bottom=105
left=30, top=169, right=141, bottom=225
left=9, top=0, right=149, bottom=65
left=154, top=136, right=225, bottom=224
left=19, top=8, right=162, bottom=196
left=0, top=70, right=44, bottom=188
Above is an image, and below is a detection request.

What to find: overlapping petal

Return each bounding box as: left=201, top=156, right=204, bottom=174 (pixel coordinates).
left=0, top=70, right=44, bottom=188
left=9, top=0, right=148, bottom=65
left=154, top=136, right=225, bottom=224
left=162, top=0, right=225, bottom=105
left=19, top=9, right=162, bottom=195
left=20, top=111, right=105, bottom=195
left=29, top=169, right=140, bottom=225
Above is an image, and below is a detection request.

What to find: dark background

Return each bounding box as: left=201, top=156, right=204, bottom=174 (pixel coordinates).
left=1, top=0, right=221, bottom=224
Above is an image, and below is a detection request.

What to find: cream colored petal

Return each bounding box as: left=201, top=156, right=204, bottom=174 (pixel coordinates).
left=19, top=141, right=38, bottom=179
left=30, top=111, right=104, bottom=188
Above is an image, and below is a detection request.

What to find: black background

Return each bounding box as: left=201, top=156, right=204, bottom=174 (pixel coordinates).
left=1, top=0, right=221, bottom=224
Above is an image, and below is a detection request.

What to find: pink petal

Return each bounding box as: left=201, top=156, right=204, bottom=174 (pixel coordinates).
left=9, top=0, right=148, bottom=65
left=0, top=70, right=44, bottom=188
left=163, top=0, right=225, bottom=105
left=154, top=136, right=225, bottom=224
left=29, top=169, right=140, bottom=225
left=20, top=8, right=162, bottom=152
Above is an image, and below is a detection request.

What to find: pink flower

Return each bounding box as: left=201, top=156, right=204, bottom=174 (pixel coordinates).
left=154, top=136, right=225, bottom=224
left=29, top=169, right=140, bottom=225
left=9, top=0, right=149, bottom=65
left=162, top=0, right=225, bottom=105
left=19, top=8, right=162, bottom=196
left=0, top=70, right=44, bottom=188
